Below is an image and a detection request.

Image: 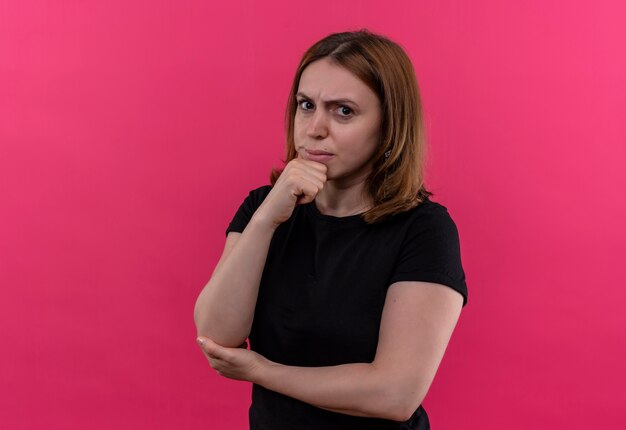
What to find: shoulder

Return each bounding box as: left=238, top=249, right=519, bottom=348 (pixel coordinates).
left=389, top=197, right=468, bottom=306
left=226, top=185, right=273, bottom=235
left=412, top=197, right=453, bottom=218
left=389, top=197, right=459, bottom=236
left=410, top=199, right=461, bottom=248
left=243, top=184, right=273, bottom=207
left=247, top=184, right=273, bottom=198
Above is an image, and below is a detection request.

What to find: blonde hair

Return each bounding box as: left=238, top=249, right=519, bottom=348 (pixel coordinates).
left=271, top=29, right=432, bottom=223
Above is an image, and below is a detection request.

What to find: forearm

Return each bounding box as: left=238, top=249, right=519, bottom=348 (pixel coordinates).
left=194, top=215, right=276, bottom=347
left=254, top=361, right=417, bottom=422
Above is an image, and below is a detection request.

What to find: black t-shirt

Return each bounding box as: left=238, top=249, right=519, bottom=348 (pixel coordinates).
left=226, top=185, right=468, bottom=430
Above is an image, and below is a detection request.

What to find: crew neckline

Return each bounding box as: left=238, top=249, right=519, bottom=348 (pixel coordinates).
left=305, top=200, right=368, bottom=225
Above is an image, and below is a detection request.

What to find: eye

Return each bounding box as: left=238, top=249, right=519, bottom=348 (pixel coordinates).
left=336, top=105, right=353, bottom=118
left=297, top=99, right=314, bottom=111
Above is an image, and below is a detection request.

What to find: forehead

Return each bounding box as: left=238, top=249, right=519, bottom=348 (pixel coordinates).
left=298, top=58, right=378, bottom=104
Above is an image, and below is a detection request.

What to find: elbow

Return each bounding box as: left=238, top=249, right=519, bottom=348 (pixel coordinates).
left=378, top=383, right=427, bottom=422
left=193, top=299, right=208, bottom=334
left=193, top=301, right=249, bottom=348
left=195, top=324, right=249, bottom=348
left=393, top=394, right=425, bottom=423
left=193, top=299, right=214, bottom=340
left=385, top=397, right=425, bottom=423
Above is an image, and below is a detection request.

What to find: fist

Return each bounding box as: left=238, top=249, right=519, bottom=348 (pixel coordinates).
left=254, top=158, right=327, bottom=227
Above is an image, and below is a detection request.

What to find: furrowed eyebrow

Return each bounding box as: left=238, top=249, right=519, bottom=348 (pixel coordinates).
left=296, top=92, right=360, bottom=108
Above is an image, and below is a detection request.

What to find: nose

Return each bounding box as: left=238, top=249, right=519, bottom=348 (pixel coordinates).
left=306, top=109, right=328, bottom=139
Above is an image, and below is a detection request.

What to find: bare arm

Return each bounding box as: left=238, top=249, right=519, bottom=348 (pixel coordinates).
left=194, top=158, right=327, bottom=347
left=193, top=216, right=276, bottom=348
left=199, top=281, right=463, bottom=421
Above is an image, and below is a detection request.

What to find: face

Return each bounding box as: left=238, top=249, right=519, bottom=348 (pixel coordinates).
left=294, top=58, right=382, bottom=183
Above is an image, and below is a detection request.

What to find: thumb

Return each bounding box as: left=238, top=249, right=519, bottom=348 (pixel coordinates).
left=196, top=336, right=223, bottom=358
left=296, top=194, right=313, bottom=205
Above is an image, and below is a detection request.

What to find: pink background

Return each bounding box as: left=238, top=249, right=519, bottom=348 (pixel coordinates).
left=1, top=1, right=625, bottom=428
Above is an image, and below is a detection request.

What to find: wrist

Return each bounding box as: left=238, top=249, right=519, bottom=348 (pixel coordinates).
left=253, top=356, right=278, bottom=386
left=249, top=212, right=280, bottom=232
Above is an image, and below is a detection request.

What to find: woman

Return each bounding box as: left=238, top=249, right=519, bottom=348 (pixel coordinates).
left=194, top=29, right=468, bottom=430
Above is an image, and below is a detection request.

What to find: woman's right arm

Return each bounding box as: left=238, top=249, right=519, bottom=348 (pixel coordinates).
left=193, top=215, right=278, bottom=348
left=193, top=158, right=327, bottom=348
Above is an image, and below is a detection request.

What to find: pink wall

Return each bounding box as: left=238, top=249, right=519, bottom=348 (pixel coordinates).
left=1, top=1, right=625, bottom=428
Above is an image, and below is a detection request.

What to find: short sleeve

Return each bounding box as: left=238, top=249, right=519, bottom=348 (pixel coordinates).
left=225, top=185, right=273, bottom=236
left=390, top=205, right=468, bottom=307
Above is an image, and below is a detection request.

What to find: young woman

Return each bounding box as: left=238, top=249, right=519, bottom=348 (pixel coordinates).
left=194, top=29, right=468, bottom=430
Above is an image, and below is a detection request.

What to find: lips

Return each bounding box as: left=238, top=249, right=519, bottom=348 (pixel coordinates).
left=304, top=149, right=334, bottom=163
left=306, top=149, right=333, bottom=156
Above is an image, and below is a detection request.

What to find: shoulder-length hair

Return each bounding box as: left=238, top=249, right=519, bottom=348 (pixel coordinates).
left=270, top=29, right=433, bottom=224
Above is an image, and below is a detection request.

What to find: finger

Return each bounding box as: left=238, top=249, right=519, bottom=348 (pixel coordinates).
left=301, top=166, right=328, bottom=183
left=283, top=163, right=327, bottom=188
left=288, top=157, right=328, bottom=176
left=197, top=337, right=225, bottom=359
left=296, top=158, right=328, bottom=175
left=282, top=169, right=324, bottom=196
left=300, top=157, right=329, bottom=172
left=299, top=174, right=325, bottom=192
left=294, top=176, right=324, bottom=205
left=208, top=357, right=222, bottom=369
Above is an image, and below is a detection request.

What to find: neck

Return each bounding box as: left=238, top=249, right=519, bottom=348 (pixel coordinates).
left=314, top=178, right=373, bottom=217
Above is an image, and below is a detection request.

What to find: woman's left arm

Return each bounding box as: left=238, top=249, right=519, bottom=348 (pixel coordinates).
left=197, top=280, right=463, bottom=422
